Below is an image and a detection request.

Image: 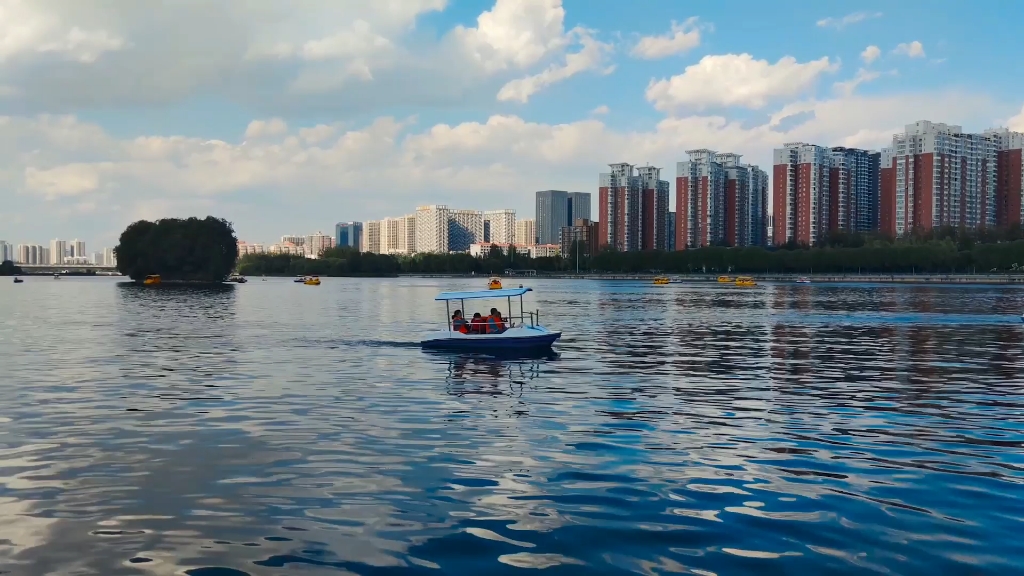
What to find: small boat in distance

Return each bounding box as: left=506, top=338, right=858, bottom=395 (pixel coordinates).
left=735, top=276, right=757, bottom=287
left=304, top=276, right=321, bottom=286
left=53, top=273, right=60, bottom=280
left=227, top=274, right=247, bottom=283
left=13, top=277, right=23, bottom=284
left=421, top=287, right=561, bottom=351
left=143, top=274, right=161, bottom=286
left=717, top=275, right=734, bottom=283
left=293, top=275, right=307, bottom=283
left=488, top=277, right=502, bottom=290
left=653, top=276, right=670, bottom=285
left=796, top=277, right=811, bottom=284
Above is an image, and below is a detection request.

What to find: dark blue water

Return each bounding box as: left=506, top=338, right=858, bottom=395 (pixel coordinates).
left=1, top=277, right=1022, bottom=575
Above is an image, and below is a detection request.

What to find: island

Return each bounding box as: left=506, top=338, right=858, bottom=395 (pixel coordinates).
left=114, top=217, right=238, bottom=284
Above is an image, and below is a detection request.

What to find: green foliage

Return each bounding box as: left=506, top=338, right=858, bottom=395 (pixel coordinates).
left=114, top=217, right=238, bottom=282
left=0, top=260, right=22, bottom=276
left=235, top=227, right=1024, bottom=277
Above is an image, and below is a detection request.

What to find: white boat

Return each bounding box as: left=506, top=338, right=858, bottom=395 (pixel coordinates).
left=420, top=287, right=561, bottom=351
left=796, top=277, right=811, bottom=284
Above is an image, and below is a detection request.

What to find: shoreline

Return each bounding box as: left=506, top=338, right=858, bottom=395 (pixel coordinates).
left=400, top=273, right=1024, bottom=284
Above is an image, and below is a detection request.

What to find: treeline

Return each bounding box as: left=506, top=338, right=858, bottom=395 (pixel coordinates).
left=236, top=227, right=1024, bottom=277
left=0, top=260, right=23, bottom=276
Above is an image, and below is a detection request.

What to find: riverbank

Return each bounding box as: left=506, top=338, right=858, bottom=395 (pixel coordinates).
left=401, top=273, right=1024, bottom=284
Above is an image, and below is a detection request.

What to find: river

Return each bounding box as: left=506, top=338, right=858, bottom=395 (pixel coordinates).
left=1, top=277, right=1022, bottom=575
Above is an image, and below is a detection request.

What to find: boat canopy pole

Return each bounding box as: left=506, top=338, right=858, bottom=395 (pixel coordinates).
left=507, top=296, right=512, bottom=326
left=446, top=300, right=451, bottom=332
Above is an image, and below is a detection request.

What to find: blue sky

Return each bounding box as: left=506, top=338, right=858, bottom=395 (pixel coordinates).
left=1, top=0, right=1022, bottom=250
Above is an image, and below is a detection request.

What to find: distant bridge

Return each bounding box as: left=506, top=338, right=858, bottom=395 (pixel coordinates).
left=18, top=264, right=120, bottom=274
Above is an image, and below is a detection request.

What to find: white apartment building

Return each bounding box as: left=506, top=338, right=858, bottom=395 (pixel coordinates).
left=381, top=215, right=417, bottom=255
left=281, top=235, right=305, bottom=246
left=268, top=242, right=303, bottom=255
left=49, top=239, right=67, bottom=265
left=415, top=205, right=450, bottom=253
left=449, top=209, right=484, bottom=252
left=104, top=247, right=116, bottom=267
left=483, top=209, right=516, bottom=244
left=70, top=239, right=85, bottom=259
left=0, top=241, right=12, bottom=262
left=362, top=221, right=382, bottom=254
left=469, top=242, right=531, bottom=257
left=304, top=232, right=334, bottom=257
left=515, top=219, right=536, bottom=246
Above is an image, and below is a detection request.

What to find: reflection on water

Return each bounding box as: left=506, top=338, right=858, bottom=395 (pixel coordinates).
left=0, top=277, right=1023, bottom=575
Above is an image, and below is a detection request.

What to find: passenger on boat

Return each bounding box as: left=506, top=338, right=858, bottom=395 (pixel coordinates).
left=470, top=312, right=486, bottom=334
left=487, top=308, right=507, bottom=334
left=452, top=310, right=469, bottom=334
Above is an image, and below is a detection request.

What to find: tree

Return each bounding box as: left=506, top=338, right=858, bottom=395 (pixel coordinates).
left=114, top=217, right=238, bottom=283
left=0, top=260, right=22, bottom=276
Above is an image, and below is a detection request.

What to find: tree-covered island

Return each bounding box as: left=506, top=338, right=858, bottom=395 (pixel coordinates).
left=115, top=217, right=238, bottom=283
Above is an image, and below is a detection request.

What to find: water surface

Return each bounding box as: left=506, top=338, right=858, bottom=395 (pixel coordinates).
left=1, top=277, right=1022, bottom=575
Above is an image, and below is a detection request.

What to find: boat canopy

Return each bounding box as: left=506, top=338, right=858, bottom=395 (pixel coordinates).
left=435, top=287, right=532, bottom=301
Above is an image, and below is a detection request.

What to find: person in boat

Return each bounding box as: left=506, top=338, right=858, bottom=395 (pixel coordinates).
left=487, top=308, right=507, bottom=334
left=452, top=310, right=469, bottom=334
left=470, top=312, right=486, bottom=334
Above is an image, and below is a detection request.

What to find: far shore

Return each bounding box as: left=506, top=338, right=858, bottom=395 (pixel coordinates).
left=399, top=273, right=1024, bottom=284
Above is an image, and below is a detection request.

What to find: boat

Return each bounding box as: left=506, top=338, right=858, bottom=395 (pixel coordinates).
left=13, top=277, right=23, bottom=284
left=421, top=287, right=561, bottom=351
left=304, top=276, right=321, bottom=286
left=796, top=277, right=811, bottom=284
left=488, top=277, right=502, bottom=290
left=143, top=274, right=161, bottom=286
left=653, top=276, right=670, bottom=285
left=717, top=275, right=734, bottom=283
left=293, top=275, right=307, bottom=283
left=53, top=273, right=60, bottom=280
left=735, top=276, right=757, bottom=287
left=227, top=274, right=247, bottom=283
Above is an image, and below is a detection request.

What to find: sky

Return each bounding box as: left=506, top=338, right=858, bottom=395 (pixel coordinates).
left=2, top=0, right=1023, bottom=249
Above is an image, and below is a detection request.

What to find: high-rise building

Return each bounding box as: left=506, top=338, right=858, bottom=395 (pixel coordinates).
left=666, top=212, right=676, bottom=251
left=637, top=166, right=670, bottom=250
left=92, top=251, right=103, bottom=265
left=448, top=210, right=484, bottom=252
left=380, top=215, right=416, bottom=255
left=535, top=190, right=568, bottom=245
left=708, top=153, right=770, bottom=248
left=880, top=122, right=1001, bottom=238
left=749, top=166, right=769, bottom=247
left=677, top=150, right=725, bottom=248
left=483, top=209, right=516, bottom=245
left=281, top=235, right=305, bottom=246
left=559, top=218, right=599, bottom=259
left=304, top=232, right=334, bottom=257
left=70, top=239, right=85, bottom=259
left=104, top=247, right=116, bottom=267
left=49, top=239, right=67, bottom=264
left=415, top=205, right=450, bottom=253
left=987, top=128, right=1024, bottom=228
left=362, top=221, right=382, bottom=254
left=335, top=222, right=363, bottom=251
left=773, top=142, right=832, bottom=246
left=535, top=191, right=591, bottom=245
left=515, top=219, right=537, bottom=246
left=599, top=163, right=640, bottom=251
left=0, top=241, right=12, bottom=262
left=828, top=147, right=881, bottom=234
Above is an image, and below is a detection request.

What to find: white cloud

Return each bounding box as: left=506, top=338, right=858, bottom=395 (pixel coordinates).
left=5, top=89, right=1010, bottom=246
left=0, top=0, right=601, bottom=114
left=646, top=53, right=839, bottom=112
left=816, top=12, right=882, bottom=30
left=244, top=118, right=289, bottom=139
left=590, top=105, right=609, bottom=115
left=630, top=18, right=701, bottom=59
left=833, top=68, right=898, bottom=97
left=861, top=45, right=881, bottom=65
left=496, top=29, right=613, bottom=103
left=1008, top=105, right=1024, bottom=132
left=893, top=41, right=925, bottom=58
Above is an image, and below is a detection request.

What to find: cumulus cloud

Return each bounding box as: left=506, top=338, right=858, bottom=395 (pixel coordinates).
left=1009, top=105, right=1024, bottom=132
left=630, top=18, right=701, bottom=59
left=646, top=53, right=839, bottom=112
left=4, top=89, right=1008, bottom=246
left=816, top=11, right=882, bottom=30
left=893, top=41, right=925, bottom=58
left=496, top=29, right=613, bottom=103
left=590, top=105, right=609, bottom=115
left=0, top=0, right=601, bottom=114
left=244, top=118, right=289, bottom=139
left=861, top=45, right=881, bottom=65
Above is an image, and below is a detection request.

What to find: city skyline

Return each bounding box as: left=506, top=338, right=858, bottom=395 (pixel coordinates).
left=1, top=1, right=1022, bottom=249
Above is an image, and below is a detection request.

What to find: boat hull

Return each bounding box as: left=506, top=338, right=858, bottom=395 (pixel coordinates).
left=421, top=326, right=561, bottom=350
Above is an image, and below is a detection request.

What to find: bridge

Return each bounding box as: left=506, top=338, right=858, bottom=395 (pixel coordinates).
left=18, top=264, right=120, bottom=274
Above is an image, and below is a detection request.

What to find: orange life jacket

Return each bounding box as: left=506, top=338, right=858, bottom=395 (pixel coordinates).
left=453, top=318, right=469, bottom=334
left=470, top=317, right=486, bottom=334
